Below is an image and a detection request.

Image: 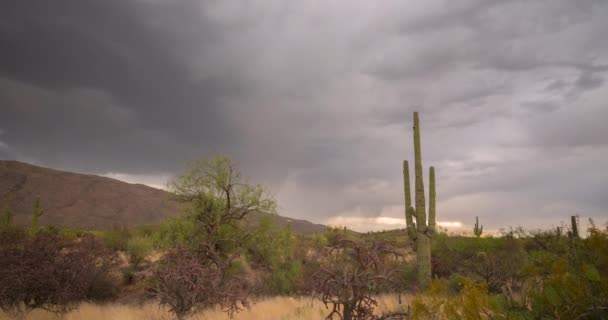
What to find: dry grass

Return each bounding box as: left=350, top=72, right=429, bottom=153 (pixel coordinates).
left=0, top=295, right=412, bottom=320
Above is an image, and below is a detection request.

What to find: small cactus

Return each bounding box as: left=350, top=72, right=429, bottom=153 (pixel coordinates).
left=473, top=216, right=483, bottom=237
left=30, top=197, right=44, bottom=236
left=1, top=193, right=13, bottom=229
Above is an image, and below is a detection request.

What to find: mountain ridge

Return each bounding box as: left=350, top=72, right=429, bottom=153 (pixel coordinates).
left=0, top=160, right=327, bottom=234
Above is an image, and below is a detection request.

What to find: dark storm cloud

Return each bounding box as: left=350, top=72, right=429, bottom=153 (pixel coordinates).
left=1, top=0, right=607, bottom=231
left=0, top=0, right=240, bottom=173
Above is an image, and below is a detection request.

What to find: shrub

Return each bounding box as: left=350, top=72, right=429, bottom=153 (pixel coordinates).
left=149, top=246, right=246, bottom=320
left=126, top=235, right=154, bottom=267
left=122, top=268, right=137, bottom=285
left=86, top=273, right=118, bottom=302
left=0, top=234, right=118, bottom=316
left=100, top=226, right=131, bottom=251
left=312, top=238, right=408, bottom=320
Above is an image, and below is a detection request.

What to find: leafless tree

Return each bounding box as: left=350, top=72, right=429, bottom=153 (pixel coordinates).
left=149, top=246, right=248, bottom=320
left=0, top=234, right=117, bottom=317
left=312, top=238, right=410, bottom=320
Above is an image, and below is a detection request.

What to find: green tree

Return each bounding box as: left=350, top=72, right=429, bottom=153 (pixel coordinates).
left=149, top=156, right=276, bottom=319
left=169, top=156, right=276, bottom=269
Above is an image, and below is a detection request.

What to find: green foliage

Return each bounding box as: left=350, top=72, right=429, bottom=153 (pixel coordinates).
left=310, top=232, right=328, bottom=249
left=247, top=216, right=302, bottom=294
left=126, top=235, right=154, bottom=267
left=122, top=268, right=136, bottom=285
left=100, top=226, right=131, bottom=251
left=59, top=228, right=88, bottom=241
left=415, top=224, right=608, bottom=319
left=447, top=273, right=466, bottom=294
left=169, top=156, right=277, bottom=264
left=152, top=215, right=197, bottom=249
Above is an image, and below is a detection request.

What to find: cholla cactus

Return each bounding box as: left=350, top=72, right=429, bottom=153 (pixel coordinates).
left=403, top=112, right=436, bottom=288
left=473, top=216, right=483, bottom=238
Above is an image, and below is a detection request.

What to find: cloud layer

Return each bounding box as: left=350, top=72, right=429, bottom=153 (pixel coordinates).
left=1, top=0, right=607, bottom=231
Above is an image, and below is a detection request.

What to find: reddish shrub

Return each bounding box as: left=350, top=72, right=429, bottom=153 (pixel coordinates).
left=149, top=246, right=249, bottom=320
left=0, top=234, right=117, bottom=316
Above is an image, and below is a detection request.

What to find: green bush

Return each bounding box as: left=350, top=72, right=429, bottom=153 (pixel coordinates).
left=126, top=235, right=153, bottom=267
left=100, top=226, right=131, bottom=251
left=152, top=215, right=196, bottom=250
left=122, top=268, right=136, bottom=285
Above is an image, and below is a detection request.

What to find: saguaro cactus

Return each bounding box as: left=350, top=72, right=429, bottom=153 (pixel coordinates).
left=570, top=215, right=579, bottom=239
left=403, top=112, right=435, bottom=288
left=1, top=193, right=13, bottom=229
left=30, top=197, right=44, bottom=236
left=473, top=216, right=483, bottom=237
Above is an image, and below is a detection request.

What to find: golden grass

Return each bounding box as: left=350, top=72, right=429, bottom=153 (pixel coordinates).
left=0, top=295, right=412, bottom=320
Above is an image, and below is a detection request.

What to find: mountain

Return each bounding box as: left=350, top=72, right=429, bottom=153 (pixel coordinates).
left=0, top=160, right=327, bottom=234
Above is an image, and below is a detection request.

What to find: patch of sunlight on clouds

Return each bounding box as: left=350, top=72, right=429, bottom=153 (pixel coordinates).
left=325, top=216, right=464, bottom=233
left=101, top=172, right=171, bottom=190
left=437, top=221, right=463, bottom=228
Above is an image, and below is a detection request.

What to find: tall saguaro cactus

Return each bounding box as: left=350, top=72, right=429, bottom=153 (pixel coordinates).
left=403, top=112, right=435, bottom=288
left=473, top=216, right=483, bottom=237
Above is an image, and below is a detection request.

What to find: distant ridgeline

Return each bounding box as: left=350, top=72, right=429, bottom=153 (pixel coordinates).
left=0, top=160, right=326, bottom=233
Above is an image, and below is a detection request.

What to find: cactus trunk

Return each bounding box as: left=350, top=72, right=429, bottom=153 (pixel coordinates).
left=416, top=233, right=431, bottom=287
left=413, top=113, right=426, bottom=233
left=403, top=112, right=435, bottom=289
left=571, top=215, right=579, bottom=238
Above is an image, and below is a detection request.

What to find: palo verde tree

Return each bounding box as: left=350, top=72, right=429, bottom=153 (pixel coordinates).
left=150, top=156, right=276, bottom=319
left=168, top=156, right=277, bottom=269
left=403, top=111, right=436, bottom=289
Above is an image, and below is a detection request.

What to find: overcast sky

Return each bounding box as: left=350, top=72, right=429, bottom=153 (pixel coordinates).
left=1, top=0, right=607, bottom=232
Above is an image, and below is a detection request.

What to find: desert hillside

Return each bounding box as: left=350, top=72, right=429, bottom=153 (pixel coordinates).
left=0, top=160, right=326, bottom=233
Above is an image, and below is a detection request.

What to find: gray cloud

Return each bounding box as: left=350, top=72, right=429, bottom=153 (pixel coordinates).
left=1, top=0, right=607, bottom=230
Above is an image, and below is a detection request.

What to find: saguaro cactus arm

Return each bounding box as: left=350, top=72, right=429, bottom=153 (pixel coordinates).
left=403, top=161, right=417, bottom=240
left=428, top=166, right=436, bottom=234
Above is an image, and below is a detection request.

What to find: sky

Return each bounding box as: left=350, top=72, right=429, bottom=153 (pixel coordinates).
left=1, top=0, right=607, bottom=233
